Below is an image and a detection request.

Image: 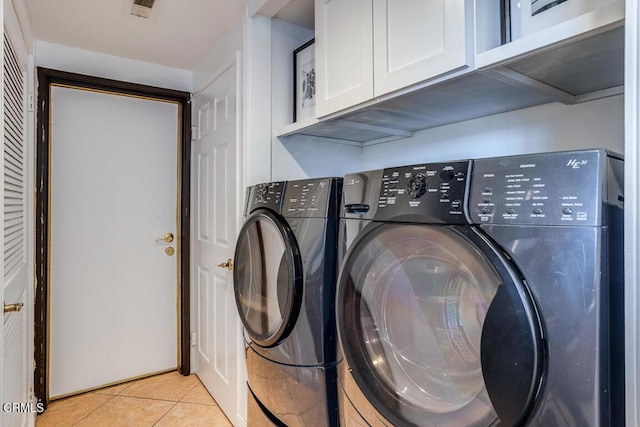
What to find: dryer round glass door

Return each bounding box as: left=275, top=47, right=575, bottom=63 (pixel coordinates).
left=337, top=224, right=543, bottom=426
left=233, top=209, right=303, bottom=347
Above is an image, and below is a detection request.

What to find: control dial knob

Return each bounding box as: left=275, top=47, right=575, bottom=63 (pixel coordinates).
left=440, top=169, right=455, bottom=180
left=407, top=173, right=427, bottom=199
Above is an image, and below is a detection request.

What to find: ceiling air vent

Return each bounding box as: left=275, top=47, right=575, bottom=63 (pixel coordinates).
left=130, top=0, right=156, bottom=18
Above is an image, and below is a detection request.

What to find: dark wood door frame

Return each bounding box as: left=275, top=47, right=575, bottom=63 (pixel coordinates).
left=35, top=67, right=192, bottom=408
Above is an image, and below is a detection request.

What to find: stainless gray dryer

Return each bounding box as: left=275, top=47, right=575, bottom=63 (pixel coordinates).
left=335, top=149, right=624, bottom=426
left=234, top=178, right=342, bottom=426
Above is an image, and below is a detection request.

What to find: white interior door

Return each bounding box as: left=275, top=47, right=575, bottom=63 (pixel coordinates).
left=49, top=86, right=179, bottom=398
left=193, top=61, right=242, bottom=424
left=2, top=8, right=33, bottom=426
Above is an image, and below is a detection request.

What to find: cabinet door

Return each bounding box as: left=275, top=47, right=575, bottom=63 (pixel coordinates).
left=373, top=0, right=469, bottom=97
left=315, top=0, right=373, bottom=117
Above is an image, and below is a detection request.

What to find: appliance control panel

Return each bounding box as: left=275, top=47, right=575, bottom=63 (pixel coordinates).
left=247, top=181, right=285, bottom=214
left=374, top=161, right=470, bottom=224
left=470, top=150, right=609, bottom=226
left=283, top=178, right=340, bottom=218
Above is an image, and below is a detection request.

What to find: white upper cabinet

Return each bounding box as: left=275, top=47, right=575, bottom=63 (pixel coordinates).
left=315, top=0, right=374, bottom=117
left=373, top=0, right=469, bottom=97
left=315, top=0, right=470, bottom=118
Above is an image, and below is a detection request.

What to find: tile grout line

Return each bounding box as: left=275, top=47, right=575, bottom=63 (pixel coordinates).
left=105, top=393, right=195, bottom=404
left=67, top=381, right=134, bottom=426
left=177, top=382, right=200, bottom=404
left=151, top=400, right=180, bottom=426
left=123, top=379, right=200, bottom=401
left=70, top=394, right=116, bottom=426
left=151, top=382, right=201, bottom=426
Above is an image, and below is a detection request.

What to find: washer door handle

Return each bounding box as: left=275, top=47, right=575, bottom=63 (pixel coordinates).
left=345, top=203, right=369, bottom=214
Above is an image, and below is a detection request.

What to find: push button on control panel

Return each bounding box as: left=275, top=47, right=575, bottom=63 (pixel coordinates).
left=532, top=208, right=543, bottom=215
left=562, top=207, right=573, bottom=215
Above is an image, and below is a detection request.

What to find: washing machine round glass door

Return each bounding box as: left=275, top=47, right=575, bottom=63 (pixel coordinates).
left=337, top=223, right=543, bottom=427
left=233, top=208, right=303, bottom=347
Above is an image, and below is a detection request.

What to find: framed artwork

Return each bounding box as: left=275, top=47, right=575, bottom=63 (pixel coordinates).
left=510, top=0, right=611, bottom=41
left=293, top=39, right=316, bottom=122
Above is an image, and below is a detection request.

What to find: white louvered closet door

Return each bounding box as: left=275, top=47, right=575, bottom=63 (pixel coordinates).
left=2, top=28, right=29, bottom=427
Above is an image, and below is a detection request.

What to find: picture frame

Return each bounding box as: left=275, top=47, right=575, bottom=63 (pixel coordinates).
left=509, top=0, right=616, bottom=41
left=293, top=39, right=316, bottom=123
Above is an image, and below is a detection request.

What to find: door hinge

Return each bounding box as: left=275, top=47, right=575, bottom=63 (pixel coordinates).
left=27, top=93, right=34, bottom=112
left=191, top=331, right=197, bottom=347
left=191, top=126, right=198, bottom=141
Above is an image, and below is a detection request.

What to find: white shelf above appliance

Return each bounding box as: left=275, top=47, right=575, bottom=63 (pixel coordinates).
left=273, top=0, right=624, bottom=145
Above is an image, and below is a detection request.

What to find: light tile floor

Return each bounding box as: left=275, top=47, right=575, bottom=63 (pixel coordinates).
left=35, top=371, right=233, bottom=427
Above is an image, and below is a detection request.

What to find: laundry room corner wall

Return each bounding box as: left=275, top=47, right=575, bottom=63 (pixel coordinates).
left=270, top=19, right=364, bottom=181
left=243, top=14, right=272, bottom=187
left=34, top=41, right=192, bottom=92
left=192, top=21, right=244, bottom=93
left=362, top=95, right=624, bottom=169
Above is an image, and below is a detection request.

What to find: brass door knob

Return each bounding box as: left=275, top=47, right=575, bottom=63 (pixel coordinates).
left=217, top=258, right=233, bottom=271
left=156, top=233, right=174, bottom=243
left=4, top=303, right=24, bottom=314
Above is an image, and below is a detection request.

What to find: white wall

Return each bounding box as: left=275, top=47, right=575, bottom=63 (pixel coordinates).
left=275, top=136, right=364, bottom=179
left=192, top=22, right=243, bottom=93
left=35, top=41, right=192, bottom=92
left=270, top=19, right=364, bottom=180
left=362, top=95, right=624, bottom=169
left=243, top=15, right=272, bottom=186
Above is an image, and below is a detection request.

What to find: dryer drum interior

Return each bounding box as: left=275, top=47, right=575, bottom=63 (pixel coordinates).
left=337, top=223, right=544, bottom=426
left=233, top=208, right=303, bottom=348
